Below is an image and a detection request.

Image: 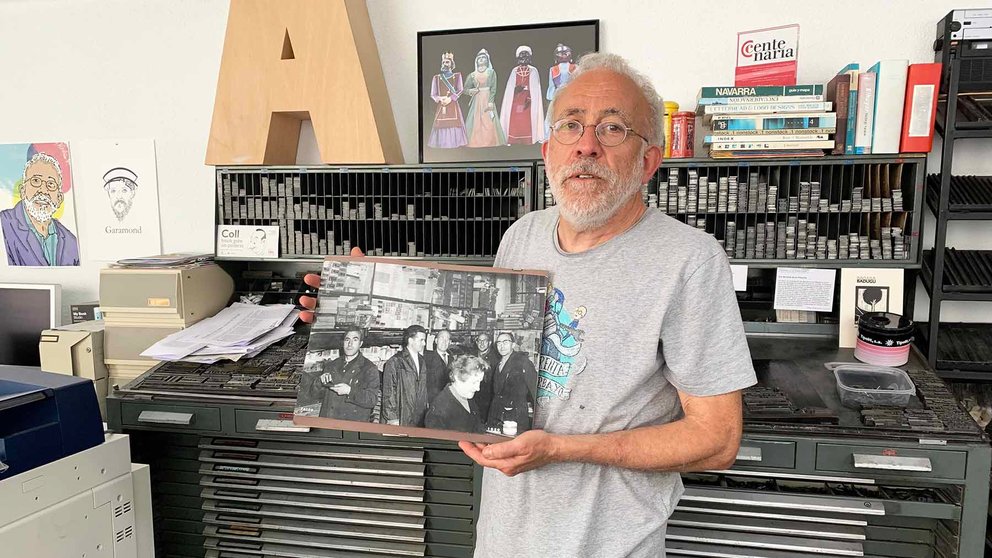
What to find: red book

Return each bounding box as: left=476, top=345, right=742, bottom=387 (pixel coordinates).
left=899, top=63, right=941, bottom=153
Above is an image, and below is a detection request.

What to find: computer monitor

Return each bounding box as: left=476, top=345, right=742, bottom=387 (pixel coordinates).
left=0, top=283, right=61, bottom=366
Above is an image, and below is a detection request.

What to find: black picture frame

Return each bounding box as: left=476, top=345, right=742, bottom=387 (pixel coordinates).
left=417, top=20, right=600, bottom=164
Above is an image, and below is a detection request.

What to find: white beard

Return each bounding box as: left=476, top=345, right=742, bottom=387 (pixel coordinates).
left=548, top=152, right=645, bottom=232
left=112, top=198, right=133, bottom=222
left=26, top=193, right=57, bottom=223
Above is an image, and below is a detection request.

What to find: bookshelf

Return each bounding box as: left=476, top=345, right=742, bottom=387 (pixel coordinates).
left=918, top=56, right=992, bottom=379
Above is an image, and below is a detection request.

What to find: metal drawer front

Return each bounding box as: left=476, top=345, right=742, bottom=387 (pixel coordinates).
left=200, top=438, right=423, bottom=463
left=202, top=511, right=425, bottom=543
left=205, top=538, right=409, bottom=557
left=200, top=475, right=425, bottom=503
left=199, top=449, right=426, bottom=477
left=667, top=540, right=857, bottom=557
left=200, top=487, right=426, bottom=517
left=668, top=511, right=866, bottom=540
left=735, top=440, right=796, bottom=469
left=682, top=486, right=886, bottom=516
left=202, top=525, right=426, bottom=557
left=122, top=402, right=221, bottom=431
left=815, top=444, right=967, bottom=480
left=202, top=500, right=426, bottom=530
left=234, top=410, right=343, bottom=439
left=666, top=526, right=864, bottom=556
left=199, top=464, right=425, bottom=491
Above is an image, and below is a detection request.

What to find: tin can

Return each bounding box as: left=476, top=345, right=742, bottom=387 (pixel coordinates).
left=671, top=111, right=695, bottom=158
left=662, top=101, right=679, bottom=158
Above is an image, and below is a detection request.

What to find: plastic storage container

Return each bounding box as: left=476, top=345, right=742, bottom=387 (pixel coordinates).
left=825, top=362, right=916, bottom=409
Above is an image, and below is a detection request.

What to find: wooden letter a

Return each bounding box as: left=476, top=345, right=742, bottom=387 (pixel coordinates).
left=206, top=0, right=401, bottom=165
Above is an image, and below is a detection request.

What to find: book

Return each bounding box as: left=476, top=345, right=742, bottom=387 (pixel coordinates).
left=696, top=94, right=824, bottom=106
left=702, top=128, right=835, bottom=137
left=698, top=85, right=824, bottom=99
left=838, top=268, right=904, bottom=348
left=294, top=257, right=549, bottom=443
left=709, top=149, right=826, bottom=159
left=869, top=60, right=910, bottom=154
left=899, top=63, right=942, bottom=153
left=703, top=101, right=833, bottom=116
left=825, top=72, right=852, bottom=155
left=838, top=64, right=860, bottom=155
left=854, top=71, right=877, bottom=154
left=710, top=140, right=834, bottom=151
left=711, top=113, right=837, bottom=132
left=704, top=133, right=830, bottom=143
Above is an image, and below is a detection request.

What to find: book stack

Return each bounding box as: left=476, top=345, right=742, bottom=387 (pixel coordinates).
left=696, top=85, right=836, bottom=158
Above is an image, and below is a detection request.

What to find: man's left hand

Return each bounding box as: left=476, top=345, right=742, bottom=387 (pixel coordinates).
left=458, top=430, right=560, bottom=477
left=330, top=383, right=351, bottom=395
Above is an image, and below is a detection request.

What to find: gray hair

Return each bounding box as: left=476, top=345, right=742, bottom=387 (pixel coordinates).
left=22, top=152, right=63, bottom=185
left=549, top=52, right=665, bottom=149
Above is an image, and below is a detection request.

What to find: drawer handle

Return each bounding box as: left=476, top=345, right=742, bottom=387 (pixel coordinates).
left=736, top=446, right=762, bottom=462
left=0, top=460, right=7, bottom=474
left=254, top=418, right=310, bottom=433
left=852, top=453, right=932, bottom=472
left=137, top=410, right=194, bottom=425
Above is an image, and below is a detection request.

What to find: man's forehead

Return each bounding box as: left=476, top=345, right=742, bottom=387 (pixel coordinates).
left=26, top=161, right=58, bottom=177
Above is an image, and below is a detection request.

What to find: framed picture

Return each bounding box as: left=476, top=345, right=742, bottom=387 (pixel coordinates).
left=418, top=20, right=599, bottom=164
left=294, top=257, right=549, bottom=443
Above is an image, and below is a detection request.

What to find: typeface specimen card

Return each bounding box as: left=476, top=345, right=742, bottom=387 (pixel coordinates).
left=294, top=257, right=548, bottom=443
left=72, top=139, right=162, bottom=261
left=838, top=268, right=905, bottom=348
left=216, top=224, right=279, bottom=258
left=735, top=24, right=800, bottom=86
left=774, top=267, right=836, bottom=312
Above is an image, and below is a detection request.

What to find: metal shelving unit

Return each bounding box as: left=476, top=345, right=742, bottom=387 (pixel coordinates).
left=919, top=55, right=992, bottom=379
left=216, top=164, right=532, bottom=264
left=538, top=155, right=925, bottom=268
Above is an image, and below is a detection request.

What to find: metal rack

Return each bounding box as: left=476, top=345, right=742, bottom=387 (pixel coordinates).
left=537, top=155, right=925, bottom=268
left=216, top=164, right=532, bottom=264
left=919, top=55, right=992, bottom=379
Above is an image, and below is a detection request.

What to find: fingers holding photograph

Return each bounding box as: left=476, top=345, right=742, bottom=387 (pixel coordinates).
left=294, top=257, right=547, bottom=443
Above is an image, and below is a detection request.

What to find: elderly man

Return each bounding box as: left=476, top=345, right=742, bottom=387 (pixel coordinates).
left=1, top=152, right=80, bottom=266
left=302, top=53, right=755, bottom=557
left=424, top=329, right=454, bottom=403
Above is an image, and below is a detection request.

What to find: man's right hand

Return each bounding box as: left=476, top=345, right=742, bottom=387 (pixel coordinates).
left=299, top=247, right=365, bottom=323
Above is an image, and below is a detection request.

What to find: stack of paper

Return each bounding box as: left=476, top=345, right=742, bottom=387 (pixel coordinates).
left=113, top=253, right=214, bottom=268
left=140, top=303, right=299, bottom=364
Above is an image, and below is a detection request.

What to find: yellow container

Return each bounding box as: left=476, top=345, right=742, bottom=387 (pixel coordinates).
left=663, top=101, right=679, bottom=157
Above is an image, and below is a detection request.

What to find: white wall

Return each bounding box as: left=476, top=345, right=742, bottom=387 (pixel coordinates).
left=0, top=0, right=988, bottom=323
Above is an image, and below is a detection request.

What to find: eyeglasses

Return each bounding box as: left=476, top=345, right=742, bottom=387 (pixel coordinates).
left=27, top=175, right=60, bottom=192
left=551, top=118, right=649, bottom=147
left=496, top=339, right=513, bottom=345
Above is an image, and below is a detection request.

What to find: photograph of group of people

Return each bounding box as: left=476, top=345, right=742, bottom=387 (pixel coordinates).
left=294, top=258, right=547, bottom=441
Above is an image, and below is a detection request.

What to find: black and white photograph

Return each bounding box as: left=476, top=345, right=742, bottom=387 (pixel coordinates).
left=418, top=20, right=599, bottom=164
left=294, top=257, right=548, bottom=443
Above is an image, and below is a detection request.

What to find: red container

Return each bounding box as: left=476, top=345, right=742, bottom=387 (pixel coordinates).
left=671, top=111, right=695, bottom=158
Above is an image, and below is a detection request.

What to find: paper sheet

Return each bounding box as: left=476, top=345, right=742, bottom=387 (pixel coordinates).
left=773, top=267, right=836, bottom=312
left=140, top=303, right=297, bottom=360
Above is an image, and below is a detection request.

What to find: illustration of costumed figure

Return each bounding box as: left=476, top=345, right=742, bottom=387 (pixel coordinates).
left=545, top=43, right=577, bottom=137
left=464, top=49, right=506, bottom=147
left=427, top=52, right=468, bottom=149
left=499, top=46, right=545, bottom=145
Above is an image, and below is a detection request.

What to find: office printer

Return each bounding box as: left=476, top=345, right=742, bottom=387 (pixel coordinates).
left=0, top=365, right=104, bottom=479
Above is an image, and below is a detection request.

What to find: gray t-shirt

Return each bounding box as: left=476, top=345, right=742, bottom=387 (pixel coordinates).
left=475, top=206, right=757, bottom=558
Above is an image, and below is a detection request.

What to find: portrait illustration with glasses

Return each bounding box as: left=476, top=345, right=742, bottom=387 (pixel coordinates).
left=295, top=258, right=547, bottom=443
left=0, top=143, right=80, bottom=266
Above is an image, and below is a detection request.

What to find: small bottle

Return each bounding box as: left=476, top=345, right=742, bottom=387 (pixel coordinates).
left=663, top=101, right=680, bottom=158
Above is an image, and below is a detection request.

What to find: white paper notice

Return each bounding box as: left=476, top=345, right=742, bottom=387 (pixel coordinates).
left=774, top=267, right=836, bottom=312
left=730, top=265, right=748, bottom=292
left=217, top=225, right=279, bottom=258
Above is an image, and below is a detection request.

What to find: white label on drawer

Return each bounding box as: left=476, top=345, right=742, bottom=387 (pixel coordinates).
left=255, top=419, right=310, bottom=433
left=918, top=438, right=947, bottom=446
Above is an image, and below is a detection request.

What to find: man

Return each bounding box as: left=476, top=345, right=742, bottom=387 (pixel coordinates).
left=301, top=53, right=755, bottom=557
left=381, top=324, right=430, bottom=427
left=103, top=167, right=138, bottom=222
left=471, top=332, right=500, bottom=422
left=1, top=152, right=80, bottom=266
left=248, top=228, right=267, bottom=255
left=298, top=328, right=379, bottom=421
left=427, top=52, right=468, bottom=149
left=487, top=332, right=537, bottom=434
left=499, top=46, right=544, bottom=145
left=424, top=329, right=453, bottom=403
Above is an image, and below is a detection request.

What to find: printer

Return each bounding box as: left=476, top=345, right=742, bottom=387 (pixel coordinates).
left=0, top=365, right=104, bottom=479
left=935, top=9, right=992, bottom=92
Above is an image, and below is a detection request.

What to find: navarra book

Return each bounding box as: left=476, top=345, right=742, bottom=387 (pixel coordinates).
left=698, top=84, right=838, bottom=159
